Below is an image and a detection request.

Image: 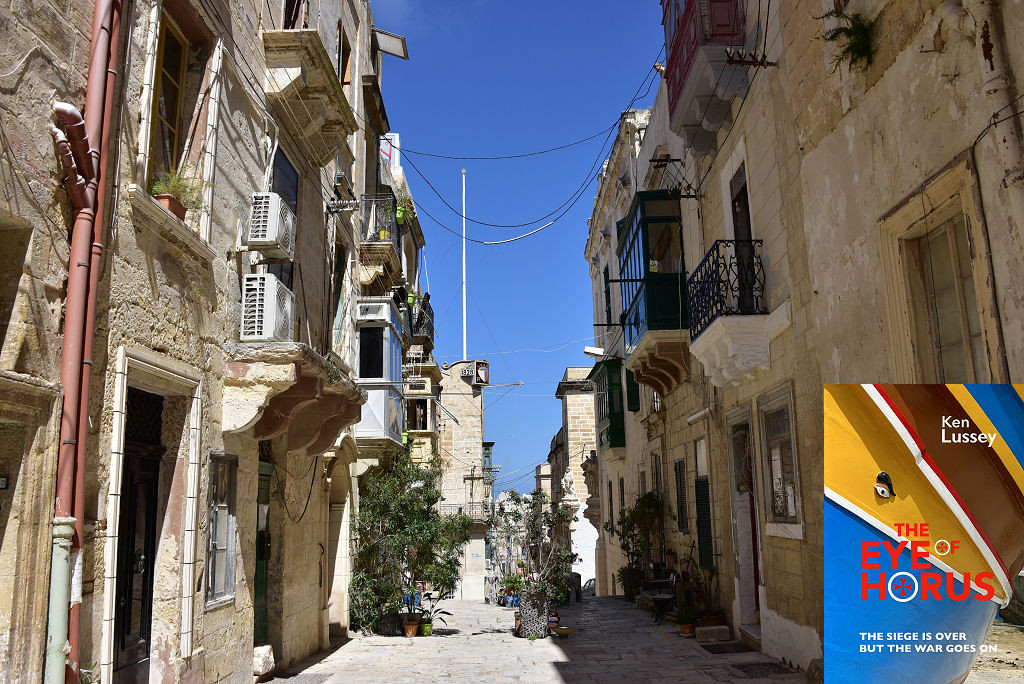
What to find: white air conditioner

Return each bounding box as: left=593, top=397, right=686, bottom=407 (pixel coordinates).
left=241, top=273, right=295, bottom=342
left=246, top=192, right=296, bottom=260
left=357, top=302, right=388, bottom=322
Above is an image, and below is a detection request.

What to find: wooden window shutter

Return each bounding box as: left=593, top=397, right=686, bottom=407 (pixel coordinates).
left=674, top=459, right=687, bottom=533
left=626, top=369, right=641, bottom=412
left=695, top=476, right=713, bottom=569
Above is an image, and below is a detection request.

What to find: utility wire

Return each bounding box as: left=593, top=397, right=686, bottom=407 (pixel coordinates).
left=401, top=59, right=661, bottom=230
left=400, top=122, right=619, bottom=160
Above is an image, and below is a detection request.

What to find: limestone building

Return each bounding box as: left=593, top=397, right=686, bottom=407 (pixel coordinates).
left=584, top=0, right=1024, bottom=674
left=0, top=0, right=418, bottom=679
left=436, top=358, right=491, bottom=600
left=546, top=367, right=599, bottom=587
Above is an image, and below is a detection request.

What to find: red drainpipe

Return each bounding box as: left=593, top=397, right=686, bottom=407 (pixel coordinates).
left=47, top=0, right=121, bottom=677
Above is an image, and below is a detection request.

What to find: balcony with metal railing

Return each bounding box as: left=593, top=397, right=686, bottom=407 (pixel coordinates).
left=412, top=294, right=435, bottom=349
left=440, top=501, right=491, bottom=522
left=359, top=194, right=402, bottom=285
left=686, top=239, right=790, bottom=386
left=662, top=0, right=748, bottom=156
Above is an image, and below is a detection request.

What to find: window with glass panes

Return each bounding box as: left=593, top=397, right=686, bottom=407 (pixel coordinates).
left=759, top=392, right=800, bottom=524
left=911, top=215, right=985, bottom=382
left=269, top=150, right=299, bottom=289
left=149, top=16, right=188, bottom=184
left=207, top=454, right=237, bottom=602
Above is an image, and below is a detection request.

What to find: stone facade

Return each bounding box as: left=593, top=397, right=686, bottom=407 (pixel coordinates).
left=547, top=367, right=599, bottom=586
left=583, top=0, right=1024, bottom=674
left=436, top=359, right=490, bottom=600
left=0, top=0, right=415, bottom=680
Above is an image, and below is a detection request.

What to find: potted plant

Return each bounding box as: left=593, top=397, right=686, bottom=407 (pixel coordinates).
left=150, top=164, right=207, bottom=221
left=603, top=492, right=663, bottom=603
left=418, top=599, right=451, bottom=636
left=347, top=451, right=473, bottom=635
left=490, top=488, right=575, bottom=639
left=677, top=606, right=697, bottom=637
left=693, top=564, right=726, bottom=627
left=395, top=187, right=414, bottom=225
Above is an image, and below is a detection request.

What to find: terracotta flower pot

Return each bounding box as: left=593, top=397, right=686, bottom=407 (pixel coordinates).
left=679, top=622, right=696, bottom=637
left=403, top=620, right=419, bottom=637
left=154, top=193, right=187, bottom=221
left=514, top=612, right=521, bottom=633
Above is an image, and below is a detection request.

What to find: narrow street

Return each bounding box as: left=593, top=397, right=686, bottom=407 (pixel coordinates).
left=270, top=598, right=804, bottom=683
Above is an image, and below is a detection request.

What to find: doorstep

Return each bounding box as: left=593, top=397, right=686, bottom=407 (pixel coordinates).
left=738, top=622, right=762, bottom=650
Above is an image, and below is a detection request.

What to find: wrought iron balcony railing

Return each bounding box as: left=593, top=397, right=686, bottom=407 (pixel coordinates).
left=360, top=194, right=401, bottom=252
left=440, top=501, right=490, bottom=521
left=687, top=239, right=767, bottom=340
left=413, top=296, right=434, bottom=341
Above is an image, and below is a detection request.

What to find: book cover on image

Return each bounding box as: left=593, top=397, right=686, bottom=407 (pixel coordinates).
left=824, top=384, right=1024, bottom=684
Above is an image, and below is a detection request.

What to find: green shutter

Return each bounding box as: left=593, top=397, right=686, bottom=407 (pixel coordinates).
left=695, top=476, right=713, bottom=569
left=626, top=370, right=640, bottom=412
left=674, top=459, right=687, bottom=533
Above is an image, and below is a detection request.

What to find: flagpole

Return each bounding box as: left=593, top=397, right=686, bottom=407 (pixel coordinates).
left=462, top=168, right=467, bottom=362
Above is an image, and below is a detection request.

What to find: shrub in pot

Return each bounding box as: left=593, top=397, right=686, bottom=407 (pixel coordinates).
left=491, top=488, right=575, bottom=639
left=150, top=164, right=207, bottom=221
left=678, top=607, right=697, bottom=637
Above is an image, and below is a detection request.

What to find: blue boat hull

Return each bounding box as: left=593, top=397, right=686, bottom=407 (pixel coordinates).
left=825, top=498, right=998, bottom=684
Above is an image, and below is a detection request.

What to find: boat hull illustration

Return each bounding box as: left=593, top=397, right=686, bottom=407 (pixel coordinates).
left=824, top=384, right=1024, bottom=684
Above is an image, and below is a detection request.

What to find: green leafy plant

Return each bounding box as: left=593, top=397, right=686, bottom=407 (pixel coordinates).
left=490, top=488, right=576, bottom=637
left=603, top=491, right=665, bottom=600
left=395, top=185, right=415, bottom=223
left=419, top=598, right=453, bottom=626
left=502, top=574, right=525, bottom=593
left=150, top=163, right=209, bottom=214
left=349, top=450, right=473, bottom=634
left=816, top=9, right=873, bottom=73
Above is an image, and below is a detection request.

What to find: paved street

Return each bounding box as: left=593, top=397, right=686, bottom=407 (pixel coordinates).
left=270, top=597, right=806, bottom=683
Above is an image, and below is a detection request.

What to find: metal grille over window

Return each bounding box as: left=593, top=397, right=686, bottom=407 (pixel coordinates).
left=125, top=388, right=164, bottom=445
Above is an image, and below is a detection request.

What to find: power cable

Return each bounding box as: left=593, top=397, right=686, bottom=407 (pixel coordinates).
left=400, top=122, right=619, bottom=160
left=400, top=60, right=661, bottom=230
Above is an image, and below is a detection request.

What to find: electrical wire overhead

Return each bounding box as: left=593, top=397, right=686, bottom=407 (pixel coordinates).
left=400, top=122, right=619, bottom=160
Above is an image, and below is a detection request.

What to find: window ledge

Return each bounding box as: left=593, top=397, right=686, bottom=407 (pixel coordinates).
left=204, top=594, right=235, bottom=612
left=129, top=185, right=217, bottom=262
left=765, top=521, right=804, bottom=540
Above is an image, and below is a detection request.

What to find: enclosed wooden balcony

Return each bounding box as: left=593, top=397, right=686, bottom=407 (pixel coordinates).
left=617, top=191, right=690, bottom=396
left=662, top=0, right=748, bottom=156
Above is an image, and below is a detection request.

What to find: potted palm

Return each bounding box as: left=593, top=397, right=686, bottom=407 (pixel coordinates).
left=150, top=164, right=207, bottom=221
left=418, top=600, right=451, bottom=636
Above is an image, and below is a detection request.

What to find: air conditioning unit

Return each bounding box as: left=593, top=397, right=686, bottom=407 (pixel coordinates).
left=357, top=302, right=389, bottom=322
left=241, top=273, right=295, bottom=342
left=246, top=192, right=296, bottom=260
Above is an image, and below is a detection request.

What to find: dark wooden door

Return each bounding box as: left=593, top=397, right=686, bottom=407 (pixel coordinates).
left=730, top=165, right=757, bottom=314
left=254, top=461, right=273, bottom=645
left=113, top=447, right=161, bottom=682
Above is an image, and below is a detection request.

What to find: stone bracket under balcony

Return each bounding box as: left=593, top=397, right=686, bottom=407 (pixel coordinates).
left=263, top=29, right=358, bottom=166
left=671, top=48, right=749, bottom=158
left=625, top=330, right=690, bottom=397
left=689, top=300, right=791, bottom=387
left=223, top=343, right=366, bottom=456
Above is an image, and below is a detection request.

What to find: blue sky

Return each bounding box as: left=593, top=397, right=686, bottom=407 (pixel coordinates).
left=369, top=0, right=664, bottom=491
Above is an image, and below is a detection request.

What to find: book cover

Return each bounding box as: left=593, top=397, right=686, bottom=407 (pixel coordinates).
left=824, top=384, right=1024, bottom=683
